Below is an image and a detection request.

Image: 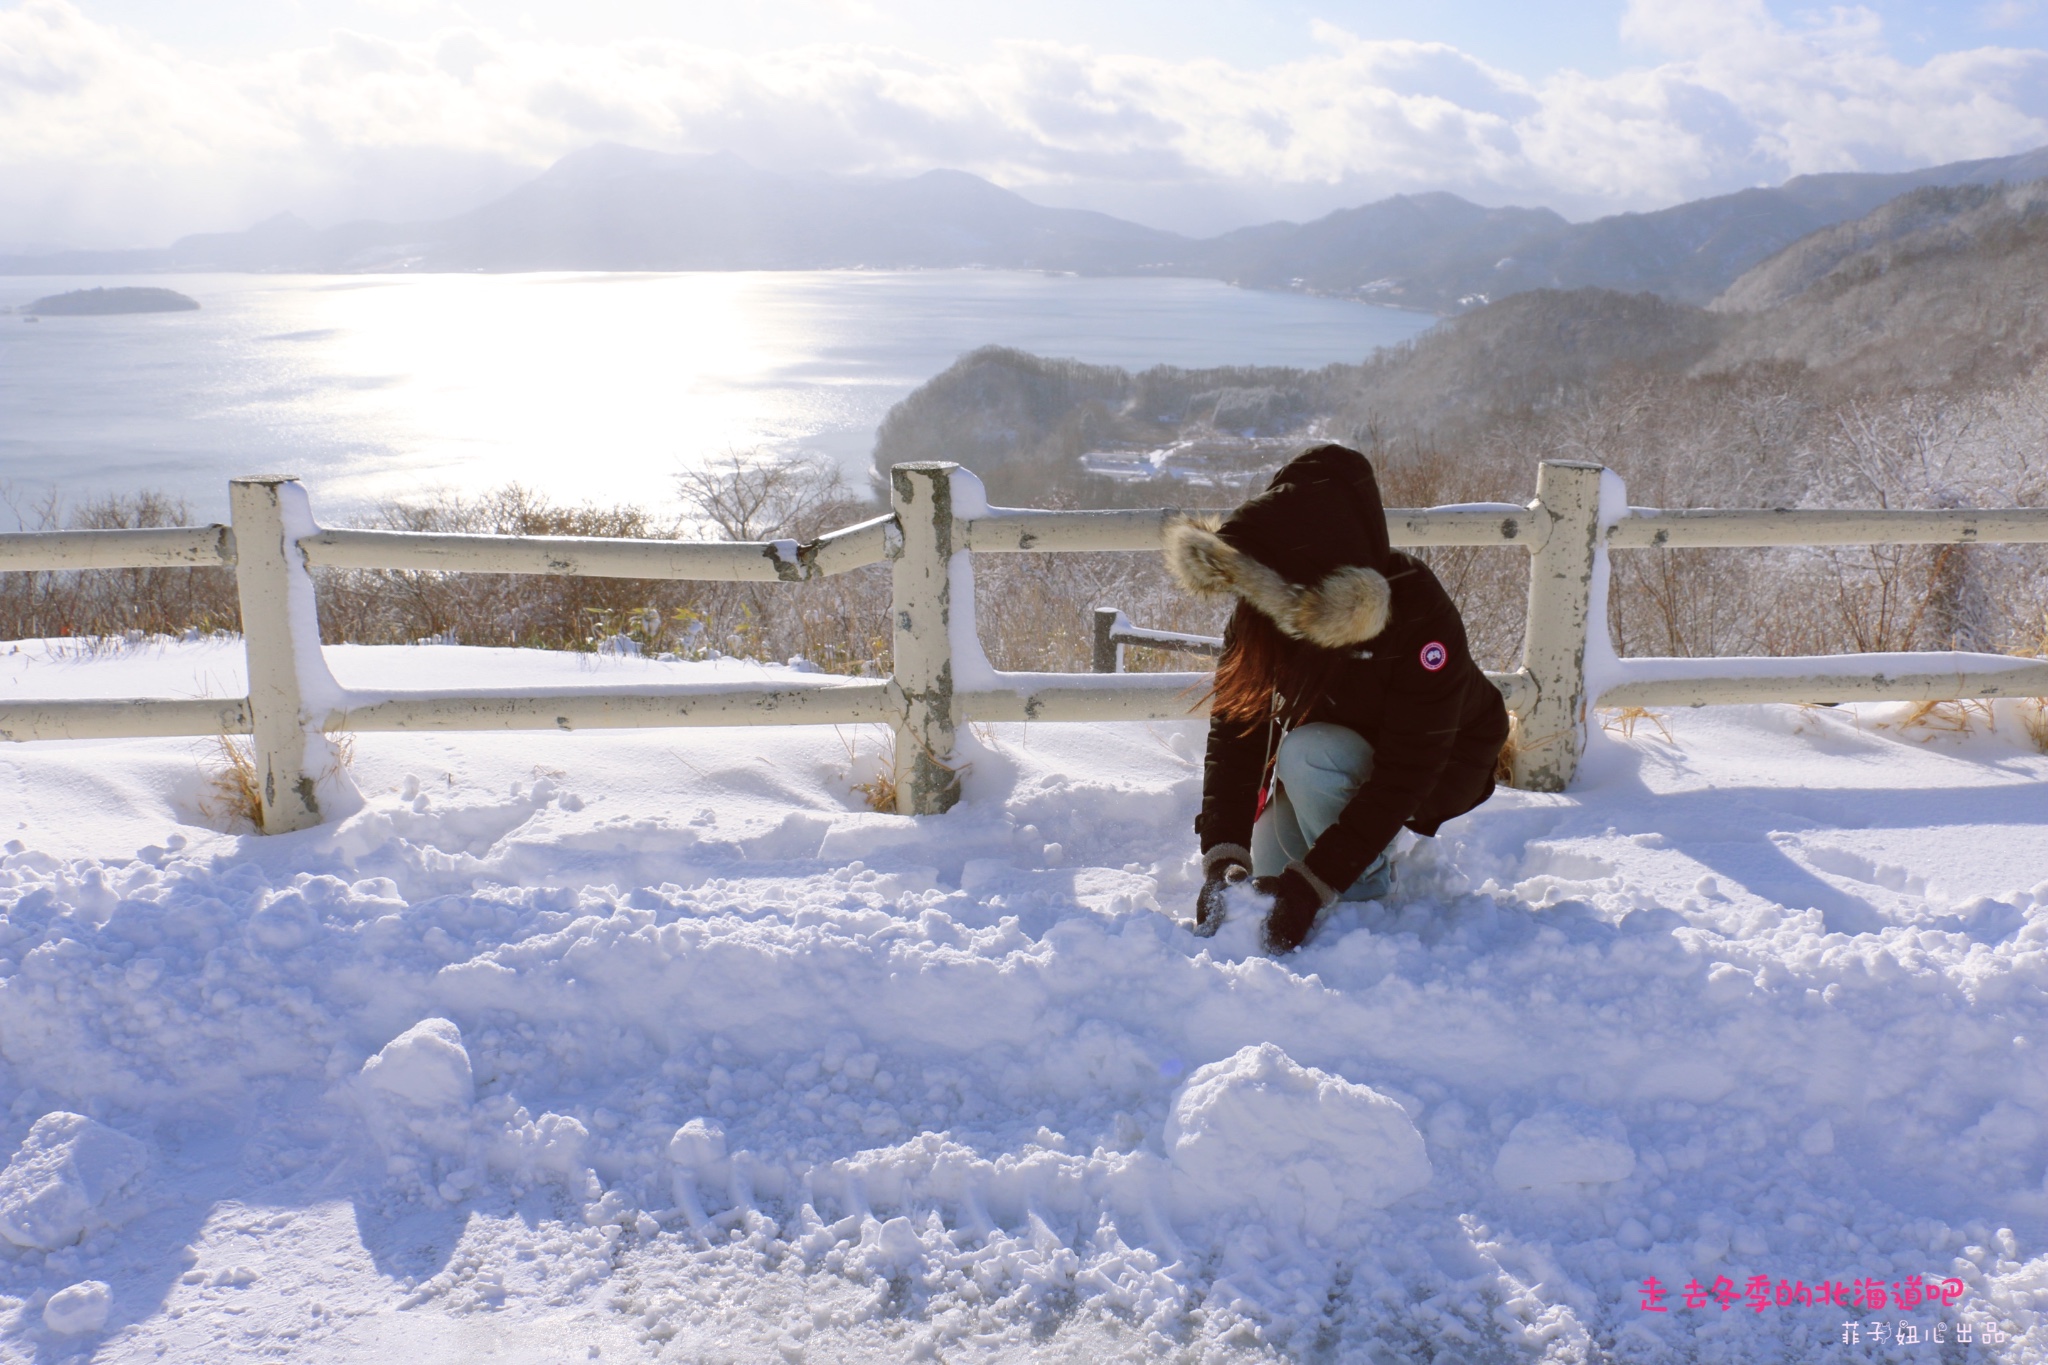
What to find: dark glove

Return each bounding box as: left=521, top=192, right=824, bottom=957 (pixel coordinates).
left=1194, top=859, right=1251, bottom=937
left=1255, top=868, right=1327, bottom=955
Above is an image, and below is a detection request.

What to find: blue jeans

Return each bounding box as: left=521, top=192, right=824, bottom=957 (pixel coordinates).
left=1249, top=723, right=1394, bottom=901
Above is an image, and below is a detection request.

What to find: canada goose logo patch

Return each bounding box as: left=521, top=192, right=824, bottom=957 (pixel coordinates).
left=1419, top=641, right=1448, bottom=671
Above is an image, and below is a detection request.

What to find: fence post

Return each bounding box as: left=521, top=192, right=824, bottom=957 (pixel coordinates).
left=1512, top=460, right=1606, bottom=792
left=1092, top=607, right=1123, bottom=674
left=229, top=476, right=339, bottom=833
left=888, top=463, right=962, bottom=815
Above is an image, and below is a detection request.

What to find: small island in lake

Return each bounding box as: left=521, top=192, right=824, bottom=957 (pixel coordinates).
left=26, top=286, right=199, bottom=316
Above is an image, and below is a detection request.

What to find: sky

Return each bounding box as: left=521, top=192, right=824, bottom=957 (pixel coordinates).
left=2, top=0, right=2046, bottom=249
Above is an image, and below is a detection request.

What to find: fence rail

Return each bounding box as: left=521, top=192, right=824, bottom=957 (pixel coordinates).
left=1091, top=607, right=1225, bottom=674
left=299, top=514, right=898, bottom=582
left=0, top=697, right=252, bottom=743
left=330, top=681, right=894, bottom=734
left=0, top=460, right=2042, bottom=830
left=1605, top=507, right=2048, bottom=549
left=0, top=525, right=235, bottom=570
left=961, top=503, right=1542, bottom=553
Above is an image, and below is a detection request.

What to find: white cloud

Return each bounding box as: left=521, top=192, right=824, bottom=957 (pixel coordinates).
left=0, top=0, right=2043, bottom=246
left=1978, top=0, right=2042, bottom=30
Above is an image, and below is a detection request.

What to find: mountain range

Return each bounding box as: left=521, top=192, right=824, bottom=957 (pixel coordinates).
left=7, top=141, right=2048, bottom=315
left=1175, top=145, right=2048, bottom=309
left=871, top=174, right=2048, bottom=503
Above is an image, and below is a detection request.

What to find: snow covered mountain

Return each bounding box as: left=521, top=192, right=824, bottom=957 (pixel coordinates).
left=8, top=141, right=2047, bottom=315
left=2, top=146, right=1188, bottom=276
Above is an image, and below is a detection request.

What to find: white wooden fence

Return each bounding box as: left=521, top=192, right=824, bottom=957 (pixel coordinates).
left=2, top=459, right=2045, bottom=832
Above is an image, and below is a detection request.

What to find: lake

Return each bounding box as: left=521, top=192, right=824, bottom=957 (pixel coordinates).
left=1, top=271, right=1434, bottom=522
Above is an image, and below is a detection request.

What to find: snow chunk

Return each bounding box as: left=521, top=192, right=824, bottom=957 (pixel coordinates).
left=43, top=1279, right=111, bottom=1334
left=245, top=889, right=322, bottom=950
left=0, top=1113, right=148, bottom=1250
left=667, top=1118, right=729, bottom=1218
left=358, top=1019, right=476, bottom=1158
left=1165, top=1043, right=1431, bottom=1236
left=668, top=1118, right=727, bottom=1172
left=360, top=1018, right=474, bottom=1111
left=864, top=1215, right=925, bottom=1270
left=1494, top=1107, right=1636, bottom=1191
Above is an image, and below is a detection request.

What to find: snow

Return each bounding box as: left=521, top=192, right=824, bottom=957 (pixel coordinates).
left=1579, top=465, right=1632, bottom=709
left=1492, top=1109, right=1636, bottom=1192
left=272, top=479, right=356, bottom=815
left=0, top=637, right=2043, bottom=1360
left=359, top=1018, right=476, bottom=1114
left=945, top=470, right=998, bottom=697
left=358, top=1019, right=480, bottom=1175
left=1163, top=1044, right=1433, bottom=1229
left=0, top=1114, right=148, bottom=1251
left=42, top=1280, right=110, bottom=1335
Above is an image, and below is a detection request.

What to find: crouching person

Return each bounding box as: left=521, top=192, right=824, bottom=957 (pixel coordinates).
left=1171, top=443, right=1510, bottom=954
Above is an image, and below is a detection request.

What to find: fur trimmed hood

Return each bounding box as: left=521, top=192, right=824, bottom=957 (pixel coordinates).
left=1166, top=516, right=1390, bottom=648
left=1164, top=443, right=1395, bottom=648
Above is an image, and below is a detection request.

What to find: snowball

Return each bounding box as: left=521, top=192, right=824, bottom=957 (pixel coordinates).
left=1493, top=1108, right=1636, bottom=1191
left=0, top=1113, right=148, bottom=1251
left=360, top=1018, right=474, bottom=1111
left=1164, top=1043, right=1431, bottom=1237
left=43, top=1279, right=111, bottom=1334
left=668, top=1118, right=727, bottom=1172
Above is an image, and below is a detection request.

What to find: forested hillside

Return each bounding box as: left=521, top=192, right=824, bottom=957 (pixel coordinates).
left=876, top=176, right=2048, bottom=500
left=1710, top=180, right=2048, bottom=388
left=872, top=178, right=2048, bottom=666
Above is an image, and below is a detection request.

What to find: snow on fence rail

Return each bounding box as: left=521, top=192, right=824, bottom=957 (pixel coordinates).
left=0, top=460, right=2045, bottom=832
left=1091, top=608, right=1225, bottom=674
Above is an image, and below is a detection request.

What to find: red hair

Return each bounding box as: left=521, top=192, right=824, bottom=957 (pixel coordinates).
left=1207, top=600, right=1345, bottom=729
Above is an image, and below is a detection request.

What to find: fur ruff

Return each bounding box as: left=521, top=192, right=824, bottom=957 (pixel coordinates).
left=1164, top=516, right=1391, bottom=647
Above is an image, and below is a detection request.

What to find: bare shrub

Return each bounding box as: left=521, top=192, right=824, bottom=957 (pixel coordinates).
left=200, top=735, right=262, bottom=832
left=1496, top=362, right=2048, bottom=661
left=1885, top=699, right=1996, bottom=738
left=669, top=454, right=890, bottom=673
left=1600, top=706, right=1675, bottom=743
left=972, top=549, right=1228, bottom=673
left=677, top=451, right=869, bottom=542
left=837, top=726, right=900, bottom=812
left=313, top=467, right=894, bottom=671
left=0, top=489, right=240, bottom=642
left=1369, top=433, right=1528, bottom=671
left=2021, top=700, right=2048, bottom=754
left=318, top=484, right=687, bottom=650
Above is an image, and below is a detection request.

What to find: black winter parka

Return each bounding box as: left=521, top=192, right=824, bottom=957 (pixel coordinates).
left=1169, top=444, right=1510, bottom=894
left=1196, top=553, right=1509, bottom=893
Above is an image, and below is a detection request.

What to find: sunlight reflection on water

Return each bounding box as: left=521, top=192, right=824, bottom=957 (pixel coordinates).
left=1, top=270, right=1433, bottom=519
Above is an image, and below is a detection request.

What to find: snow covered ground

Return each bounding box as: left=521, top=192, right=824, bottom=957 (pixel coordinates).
left=0, top=637, right=2044, bottom=1363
